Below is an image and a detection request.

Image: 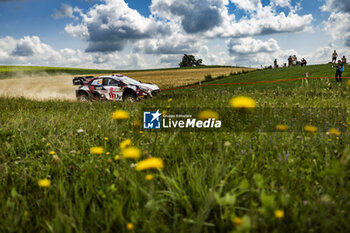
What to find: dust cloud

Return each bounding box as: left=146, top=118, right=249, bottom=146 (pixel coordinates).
left=0, top=74, right=77, bottom=101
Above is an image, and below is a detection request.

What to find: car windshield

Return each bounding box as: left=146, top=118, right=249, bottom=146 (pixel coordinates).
left=119, top=76, right=141, bottom=85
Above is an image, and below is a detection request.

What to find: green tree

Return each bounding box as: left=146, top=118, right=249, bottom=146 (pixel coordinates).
left=179, top=54, right=203, bottom=67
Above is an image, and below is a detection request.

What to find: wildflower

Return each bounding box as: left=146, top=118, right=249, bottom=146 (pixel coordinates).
left=168, top=98, right=173, bottom=103
left=126, top=223, right=134, bottom=230
left=106, top=152, right=110, bottom=155
left=122, top=147, right=141, bottom=159
left=233, top=217, right=243, bottom=226
left=276, top=124, right=288, bottom=132
left=120, top=139, right=132, bottom=149
left=38, top=179, right=51, bottom=188
left=135, top=157, right=164, bottom=171
left=49, top=151, right=55, bottom=155
left=328, top=128, right=340, bottom=136
left=114, top=155, right=120, bottom=160
left=224, top=141, right=231, bottom=147
left=77, top=129, right=84, bottom=133
left=46, top=143, right=51, bottom=147
left=104, top=137, right=109, bottom=141
left=198, top=110, right=219, bottom=120
left=304, top=125, right=317, bottom=133
left=111, top=110, right=130, bottom=120
left=139, top=131, right=144, bottom=134
left=145, top=174, right=155, bottom=180
left=90, top=147, right=104, bottom=155
left=107, top=159, right=112, bottom=164
left=162, top=110, right=167, bottom=115
left=133, top=120, right=141, bottom=128
left=52, top=155, right=60, bottom=164
left=275, top=210, right=284, bottom=219
left=230, top=96, right=256, bottom=109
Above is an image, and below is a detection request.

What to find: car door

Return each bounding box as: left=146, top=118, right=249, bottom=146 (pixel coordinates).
left=102, top=78, right=123, bottom=101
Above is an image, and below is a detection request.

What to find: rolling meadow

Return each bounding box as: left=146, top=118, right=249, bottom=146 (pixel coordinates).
left=0, top=64, right=350, bottom=233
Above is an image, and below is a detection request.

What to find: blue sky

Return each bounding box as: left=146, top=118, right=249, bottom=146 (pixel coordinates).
left=0, top=0, right=349, bottom=69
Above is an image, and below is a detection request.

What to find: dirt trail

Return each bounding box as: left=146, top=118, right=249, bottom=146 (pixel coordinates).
left=0, top=75, right=76, bottom=101
left=0, top=67, right=252, bottom=101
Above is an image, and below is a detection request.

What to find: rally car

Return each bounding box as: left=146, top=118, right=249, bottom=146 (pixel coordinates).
left=73, top=74, right=160, bottom=102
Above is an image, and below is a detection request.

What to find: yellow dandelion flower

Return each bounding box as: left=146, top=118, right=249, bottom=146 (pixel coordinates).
left=46, top=143, right=51, bottom=147
left=120, top=139, right=132, bottom=149
left=126, top=223, right=134, bottom=230
left=111, top=110, right=130, bottom=120
left=104, top=137, right=109, bottom=141
left=122, top=147, right=141, bottom=159
left=162, top=110, right=167, bottom=115
left=135, top=157, right=164, bottom=171
left=133, top=120, right=141, bottom=128
left=145, top=174, right=155, bottom=181
left=90, top=146, right=104, bottom=155
left=168, top=98, right=173, bottom=103
left=230, top=96, right=256, bottom=109
left=106, top=152, right=110, bottom=155
left=38, top=179, right=51, bottom=188
left=49, top=151, right=55, bottom=155
left=328, top=128, right=340, bottom=136
left=114, top=155, right=120, bottom=160
left=233, top=217, right=243, bottom=226
left=198, top=110, right=219, bottom=120
left=139, top=131, right=144, bottom=134
left=304, top=125, right=317, bottom=133
left=275, top=210, right=284, bottom=219
left=276, top=124, right=288, bottom=132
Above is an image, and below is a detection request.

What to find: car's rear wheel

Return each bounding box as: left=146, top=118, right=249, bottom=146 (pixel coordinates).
left=123, top=94, right=137, bottom=102
left=77, top=94, right=90, bottom=101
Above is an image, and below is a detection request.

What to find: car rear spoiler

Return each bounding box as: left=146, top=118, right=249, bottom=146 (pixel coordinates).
left=73, top=76, right=94, bottom=85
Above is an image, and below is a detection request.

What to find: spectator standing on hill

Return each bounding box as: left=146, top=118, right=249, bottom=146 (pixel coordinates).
left=332, top=50, right=338, bottom=63
left=293, top=55, right=297, bottom=67
left=342, top=55, right=347, bottom=64
left=288, top=56, right=293, bottom=67
left=301, top=58, right=307, bottom=67
left=334, top=60, right=344, bottom=82
left=274, top=59, right=278, bottom=68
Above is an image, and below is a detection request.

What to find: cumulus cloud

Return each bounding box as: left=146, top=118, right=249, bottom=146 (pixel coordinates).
left=224, top=37, right=301, bottom=67
left=321, top=0, right=350, bottom=47
left=52, top=3, right=74, bottom=19
left=64, top=0, right=312, bottom=55
left=65, top=0, right=170, bottom=53
left=0, top=36, right=170, bottom=69
left=322, top=12, right=350, bottom=47
left=321, top=0, right=350, bottom=13
left=133, top=33, right=206, bottom=55
left=227, top=37, right=279, bottom=55
left=150, top=0, right=230, bottom=34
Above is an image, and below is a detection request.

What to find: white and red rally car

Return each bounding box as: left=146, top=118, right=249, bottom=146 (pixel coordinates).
left=73, top=74, right=160, bottom=102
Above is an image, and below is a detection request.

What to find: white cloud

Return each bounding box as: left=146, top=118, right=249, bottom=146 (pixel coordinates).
left=52, top=3, right=74, bottom=19
left=0, top=36, right=165, bottom=69
left=227, top=37, right=279, bottom=54
left=65, top=0, right=170, bottom=52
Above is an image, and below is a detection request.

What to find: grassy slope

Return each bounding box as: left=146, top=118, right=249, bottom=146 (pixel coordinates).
left=0, top=64, right=350, bottom=233
left=202, top=64, right=349, bottom=90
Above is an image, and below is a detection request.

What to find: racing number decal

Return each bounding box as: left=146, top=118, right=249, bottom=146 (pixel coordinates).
left=109, top=87, right=116, bottom=99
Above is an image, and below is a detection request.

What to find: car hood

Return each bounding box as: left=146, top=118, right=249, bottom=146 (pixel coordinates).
left=139, top=83, right=160, bottom=91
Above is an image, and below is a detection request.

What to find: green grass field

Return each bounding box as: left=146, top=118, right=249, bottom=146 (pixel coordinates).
left=1, top=64, right=350, bottom=233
